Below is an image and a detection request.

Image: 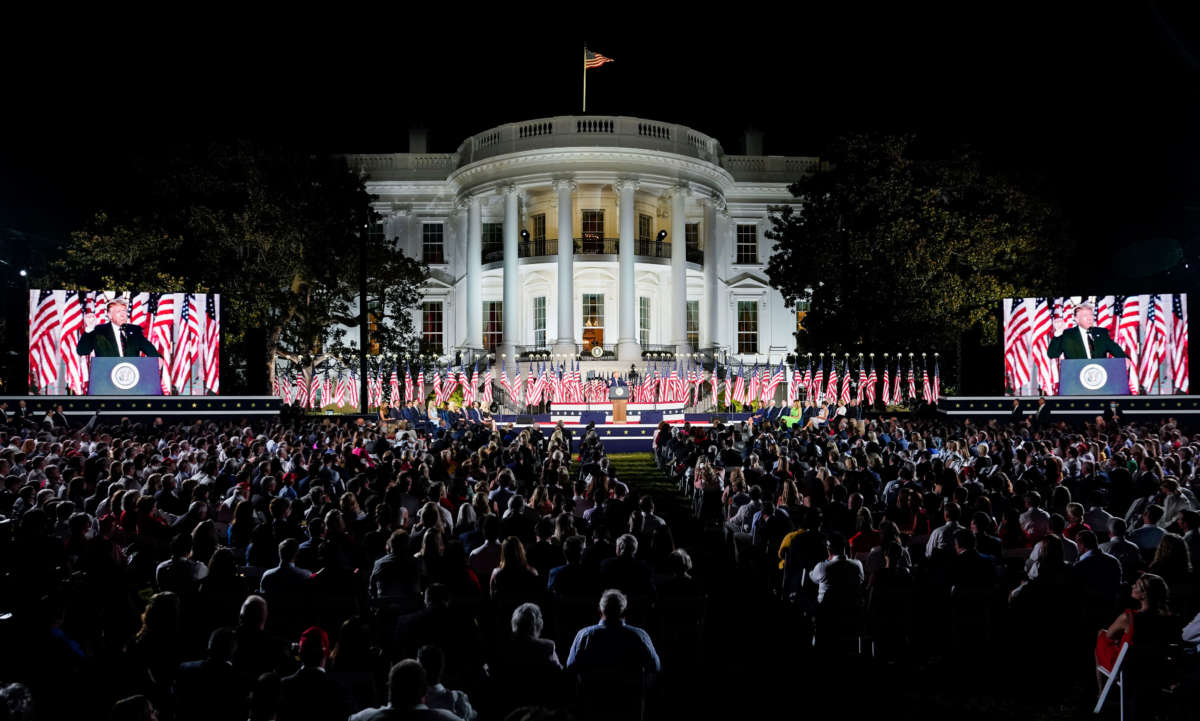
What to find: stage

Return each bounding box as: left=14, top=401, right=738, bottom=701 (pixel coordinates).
left=1, top=395, right=282, bottom=420
left=937, top=395, right=1200, bottom=417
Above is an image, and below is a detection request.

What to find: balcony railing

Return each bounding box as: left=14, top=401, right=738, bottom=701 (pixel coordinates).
left=480, top=238, right=704, bottom=264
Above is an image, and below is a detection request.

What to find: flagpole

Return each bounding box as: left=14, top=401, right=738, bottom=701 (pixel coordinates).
left=582, top=45, right=587, bottom=112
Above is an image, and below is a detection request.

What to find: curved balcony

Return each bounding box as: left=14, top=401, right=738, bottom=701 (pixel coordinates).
left=457, top=116, right=724, bottom=167
left=480, top=237, right=704, bottom=265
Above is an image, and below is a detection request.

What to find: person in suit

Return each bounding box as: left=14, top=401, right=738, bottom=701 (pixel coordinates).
left=1071, top=530, right=1122, bottom=608
left=598, top=534, right=656, bottom=600
left=349, top=659, right=461, bottom=721
left=1045, top=303, right=1127, bottom=360
left=1034, top=397, right=1051, bottom=427
left=950, top=529, right=996, bottom=590
left=1010, top=398, right=1024, bottom=423
left=75, top=299, right=161, bottom=357
left=277, top=626, right=349, bottom=721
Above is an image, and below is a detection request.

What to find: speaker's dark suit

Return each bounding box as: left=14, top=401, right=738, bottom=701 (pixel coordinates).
left=1046, top=326, right=1126, bottom=360
left=75, top=323, right=160, bottom=357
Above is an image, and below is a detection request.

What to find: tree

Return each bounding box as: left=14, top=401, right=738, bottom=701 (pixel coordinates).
left=765, top=133, right=1071, bottom=364
left=48, top=140, right=427, bottom=393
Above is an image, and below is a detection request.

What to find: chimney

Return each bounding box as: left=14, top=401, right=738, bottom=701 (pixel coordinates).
left=409, top=128, right=427, bottom=154
left=744, top=127, right=763, bottom=156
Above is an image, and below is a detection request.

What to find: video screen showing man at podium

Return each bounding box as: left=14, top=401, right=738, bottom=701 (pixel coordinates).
left=28, top=289, right=221, bottom=395
left=1002, top=294, right=1188, bottom=396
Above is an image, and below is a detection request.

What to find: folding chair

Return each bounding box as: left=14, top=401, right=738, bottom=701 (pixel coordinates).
left=1094, top=641, right=1130, bottom=719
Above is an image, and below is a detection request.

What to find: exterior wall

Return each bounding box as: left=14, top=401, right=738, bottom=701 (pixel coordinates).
left=352, top=116, right=814, bottom=364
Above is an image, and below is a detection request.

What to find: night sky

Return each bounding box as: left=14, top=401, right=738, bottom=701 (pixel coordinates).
left=2, top=6, right=1198, bottom=283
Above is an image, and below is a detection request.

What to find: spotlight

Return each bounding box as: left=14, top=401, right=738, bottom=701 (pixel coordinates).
left=18, top=270, right=26, bottom=277
left=656, top=230, right=668, bottom=241
left=521, top=229, right=530, bottom=241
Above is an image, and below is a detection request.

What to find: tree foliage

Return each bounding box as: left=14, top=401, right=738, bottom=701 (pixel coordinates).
left=48, top=140, right=427, bottom=392
left=764, top=133, right=1070, bottom=355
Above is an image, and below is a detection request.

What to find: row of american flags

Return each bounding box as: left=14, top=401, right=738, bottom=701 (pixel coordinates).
left=274, top=355, right=942, bottom=410
left=1003, top=294, right=1188, bottom=395
left=29, top=290, right=220, bottom=396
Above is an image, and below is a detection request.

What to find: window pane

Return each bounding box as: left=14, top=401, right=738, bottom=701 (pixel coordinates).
left=534, top=297, right=546, bottom=347
left=638, top=214, right=652, bottom=242
left=639, top=296, right=650, bottom=346
left=532, top=214, right=545, bottom=242
left=582, top=210, right=604, bottom=236
left=483, top=301, right=503, bottom=351
left=736, top=224, right=758, bottom=264
left=686, top=300, right=699, bottom=349
left=482, top=223, right=503, bottom=262
left=583, top=294, right=604, bottom=329
left=685, top=223, right=699, bottom=249
left=737, top=300, right=758, bottom=354
left=422, top=301, right=443, bottom=355
left=422, top=223, right=445, bottom=264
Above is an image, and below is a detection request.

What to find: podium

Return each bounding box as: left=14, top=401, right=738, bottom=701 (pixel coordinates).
left=609, top=383, right=629, bottom=423
left=1059, top=358, right=1130, bottom=396
left=88, top=357, right=164, bottom=395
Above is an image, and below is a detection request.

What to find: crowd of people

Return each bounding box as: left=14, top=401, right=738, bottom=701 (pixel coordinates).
left=0, top=409, right=692, bottom=721
left=653, top=406, right=1200, bottom=716
left=6, top=399, right=1200, bottom=718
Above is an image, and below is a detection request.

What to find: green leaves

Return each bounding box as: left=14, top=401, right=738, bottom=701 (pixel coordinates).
left=765, top=133, right=1069, bottom=355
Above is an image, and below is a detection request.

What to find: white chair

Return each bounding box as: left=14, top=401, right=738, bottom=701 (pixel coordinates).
left=1094, top=640, right=1130, bottom=719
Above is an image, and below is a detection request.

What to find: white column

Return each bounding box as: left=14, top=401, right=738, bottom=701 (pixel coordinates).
left=616, top=179, right=640, bottom=361
left=552, top=179, right=577, bottom=356
left=700, top=197, right=719, bottom=351
left=465, top=193, right=482, bottom=349
left=670, top=185, right=690, bottom=355
left=501, top=184, right=520, bottom=362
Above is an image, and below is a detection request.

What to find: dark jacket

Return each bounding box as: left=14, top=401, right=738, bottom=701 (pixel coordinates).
left=1046, top=325, right=1126, bottom=360
left=76, top=323, right=160, bottom=357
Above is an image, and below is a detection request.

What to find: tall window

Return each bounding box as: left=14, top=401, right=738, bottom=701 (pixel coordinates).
left=737, top=301, right=758, bottom=355
left=639, top=297, right=651, bottom=346
left=533, top=297, right=546, bottom=347
left=422, top=223, right=445, bottom=264
left=421, top=301, right=443, bottom=355
left=368, top=217, right=385, bottom=244
left=482, top=223, right=503, bottom=262
left=483, top=301, right=503, bottom=351
left=582, top=294, right=604, bottom=330
left=685, top=223, right=699, bottom=251
left=736, top=224, right=758, bottom=264
left=686, top=300, right=699, bottom=349
left=638, top=214, right=652, bottom=242
left=532, top=213, right=545, bottom=242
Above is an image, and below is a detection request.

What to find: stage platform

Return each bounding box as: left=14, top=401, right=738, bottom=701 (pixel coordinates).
left=1, top=395, right=282, bottom=420
left=938, top=395, right=1200, bottom=417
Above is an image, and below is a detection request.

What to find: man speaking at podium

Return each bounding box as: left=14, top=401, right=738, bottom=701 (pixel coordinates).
left=75, top=299, right=161, bottom=358
left=1046, top=304, right=1126, bottom=360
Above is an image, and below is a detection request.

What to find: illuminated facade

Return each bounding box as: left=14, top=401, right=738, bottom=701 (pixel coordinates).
left=348, top=116, right=817, bottom=364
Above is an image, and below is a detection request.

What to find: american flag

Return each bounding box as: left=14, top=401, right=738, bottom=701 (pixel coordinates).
left=1139, top=294, right=1168, bottom=393
left=922, top=361, right=932, bottom=403
left=825, top=361, right=838, bottom=404
left=293, top=375, right=308, bottom=408
left=308, top=374, right=321, bottom=408
left=499, top=365, right=513, bottom=405
left=1030, top=298, right=1057, bottom=395
left=59, top=291, right=87, bottom=395
left=526, top=365, right=539, bottom=406
left=892, top=359, right=901, bottom=403
left=1096, top=296, right=1115, bottom=335
left=1004, top=300, right=1032, bottom=394
left=389, top=365, right=401, bottom=404
left=788, top=361, right=801, bottom=404
left=855, top=360, right=867, bottom=405
left=641, top=364, right=657, bottom=404
left=584, top=48, right=614, bottom=69
left=744, top=365, right=758, bottom=405
left=170, top=294, right=202, bottom=392
left=802, top=359, right=813, bottom=400
left=764, top=362, right=786, bottom=404
left=723, top=366, right=733, bottom=407
left=405, top=363, right=415, bottom=402
left=202, top=294, right=220, bottom=394
left=866, top=359, right=878, bottom=406
left=29, top=290, right=59, bottom=392
left=149, top=293, right=175, bottom=393
left=1116, top=295, right=1142, bottom=394
left=813, top=360, right=824, bottom=404
left=130, top=292, right=151, bottom=335
left=417, top=365, right=425, bottom=402
left=1172, top=294, right=1189, bottom=393
left=733, top=365, right=746, bottom=406
left=431, top=368, right=443, bottom=404
left=932, top=358, right=941, bottom=402
left=839, top=363, right=851, bottom=405
left=481, top=365, right=494, bottom=407
left=881, top=360, right=891, bottom=405
left=907, top=358, right=917, bottom=400
left=322, top=373, right=332, bottom=407
left=90, top=292, right=109, bottom=326
left=1058, top=297, right=1076, bottom=329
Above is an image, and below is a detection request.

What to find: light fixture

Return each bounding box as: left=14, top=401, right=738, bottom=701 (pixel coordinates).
left=656, top=230, right=667, bottom=241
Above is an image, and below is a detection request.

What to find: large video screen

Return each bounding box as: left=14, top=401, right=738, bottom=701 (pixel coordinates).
left=28, top=290, right=220, bottom=395
left=1002, top=294, right=1188, bottom=396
